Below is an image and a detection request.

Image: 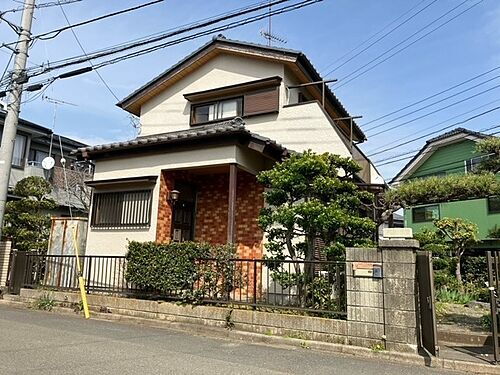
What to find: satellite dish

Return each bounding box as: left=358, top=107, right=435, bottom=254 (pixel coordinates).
left=41, top=156, right=55, bottom=170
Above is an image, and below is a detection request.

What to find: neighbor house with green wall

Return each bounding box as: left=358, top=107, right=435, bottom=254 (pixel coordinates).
left=391, top=128, right=499, bottom=245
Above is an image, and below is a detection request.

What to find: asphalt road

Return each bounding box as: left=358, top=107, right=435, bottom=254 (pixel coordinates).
left=0, top=304, right=456, bottom=374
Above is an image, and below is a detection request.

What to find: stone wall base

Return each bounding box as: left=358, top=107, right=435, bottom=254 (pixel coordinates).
left=19, top=289, right=350, bottom=346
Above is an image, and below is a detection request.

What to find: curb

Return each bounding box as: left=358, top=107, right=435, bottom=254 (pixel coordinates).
left=0, top=298, right=497, bottom=374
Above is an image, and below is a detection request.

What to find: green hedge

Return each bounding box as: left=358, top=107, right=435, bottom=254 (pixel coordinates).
left=125, top=241, right=239, bottom=302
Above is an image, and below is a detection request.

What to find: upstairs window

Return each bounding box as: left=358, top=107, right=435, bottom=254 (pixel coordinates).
left=412, top=205, right=440, bottom=223
left=466, top=155, right=488, bottom=173
left=191, top=97, right=242, bottom=125
left=12, top=134, right=27, bottom=168
left=90, top=189, right=153, bottom=228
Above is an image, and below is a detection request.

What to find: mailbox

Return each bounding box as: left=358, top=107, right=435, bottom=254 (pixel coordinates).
left=352, top=262, right=382, bottom=278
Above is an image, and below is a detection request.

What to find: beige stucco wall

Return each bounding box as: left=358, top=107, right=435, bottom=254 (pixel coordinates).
left=244, top=102, right=352, bottom=156
left=85, top=145, right=268, bottom=256
left=137, top=53, right=383, bottom=182
left=139, top=54, right=285, bottom=137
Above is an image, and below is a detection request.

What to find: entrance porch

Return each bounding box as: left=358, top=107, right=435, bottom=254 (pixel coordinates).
left=156, top=165, right=264, bottom=259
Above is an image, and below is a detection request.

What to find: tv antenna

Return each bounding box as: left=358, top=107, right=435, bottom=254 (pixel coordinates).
left=260, top=0, right=287, bottom=46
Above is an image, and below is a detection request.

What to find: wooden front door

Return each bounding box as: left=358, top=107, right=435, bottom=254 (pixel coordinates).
left=172, top=200, right=195, bottom=242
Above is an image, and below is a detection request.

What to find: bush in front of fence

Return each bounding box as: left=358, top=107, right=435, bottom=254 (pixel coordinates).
left=125, top=241, right=238, bottom=303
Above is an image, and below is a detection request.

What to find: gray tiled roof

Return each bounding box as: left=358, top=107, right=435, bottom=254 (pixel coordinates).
left=426, top=127, right=489, bottom=144
left=75, top=118, right=288, bottom=156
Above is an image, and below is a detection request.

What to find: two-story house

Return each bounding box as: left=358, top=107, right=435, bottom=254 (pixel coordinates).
left=391, top=127, right=499, bottom=243
left=76, top=36, right=385, bottom=257
left=0, top=110, right=90, bottom=216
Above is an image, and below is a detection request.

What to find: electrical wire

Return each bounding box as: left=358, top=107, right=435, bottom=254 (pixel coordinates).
left=374, top=123, right=500, bottom=165
left=365, top=98, right=500, bottom=155
left=331, top=0, right=483, bottom=89
left=16, top=0, right=320, bottom=84
left=56, top=1, right=120, bottom=101
left=0, top=51, right=14, bottom=85
left=367, top=81, right=500, bottom=138
left=2, top=0, right=164, bottom=46
left=2, top=0, right=81, bottom=14
left=361, top=65, right=500, bottom=129
left=321, top=0, right=437, bottom=76
left=21, top=0, right=296, bottom=78
left=94, top=1, right=320, bottom=70
left=367, top=106, right=500, bottom=158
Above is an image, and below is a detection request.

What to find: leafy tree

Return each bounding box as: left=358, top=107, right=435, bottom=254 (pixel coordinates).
left=379, top=173, right=499, bottom=223
left=434, top=218, right=478, bottom=285
left=3, top=176, right=57, bottom=252
left=257, top=151, right=375, bottom=309
left=475, top=137, right=500, bottom=174
left=258, top=151, right=376, bottom=262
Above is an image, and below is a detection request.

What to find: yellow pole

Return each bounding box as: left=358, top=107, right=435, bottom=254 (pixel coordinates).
left=72, top=224, right=90, bottom=319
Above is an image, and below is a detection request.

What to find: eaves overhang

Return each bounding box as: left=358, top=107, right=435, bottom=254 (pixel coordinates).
left=75, top=118, right=289, bottom=162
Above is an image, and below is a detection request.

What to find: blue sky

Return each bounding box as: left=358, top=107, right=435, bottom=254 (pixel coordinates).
left=1, top=0, right=499, bottom=180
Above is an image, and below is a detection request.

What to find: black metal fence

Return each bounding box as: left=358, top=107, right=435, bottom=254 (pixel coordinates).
left=11, top=252, right=346, bottom=317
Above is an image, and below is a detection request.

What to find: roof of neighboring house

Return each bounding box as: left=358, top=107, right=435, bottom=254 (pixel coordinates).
left=116, top=35, right=365, bottom=142
left=0, top=109, right=52, bottom=135
left=75, top=117, right=289, bottom=161
left=0, top=110, right=88, bottom=149
left=391, top=127, right=491, bottom=184
left=425, top=127, right=489, bottom=144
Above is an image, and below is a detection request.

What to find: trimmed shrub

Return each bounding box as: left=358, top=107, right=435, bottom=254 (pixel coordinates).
left=125, top=241, right=238, bottom=303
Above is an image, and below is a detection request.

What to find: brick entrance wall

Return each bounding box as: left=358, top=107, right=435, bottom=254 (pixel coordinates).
left=195, top=174, right=229, bottom=245
left=155, top=169, right=264, bottom=259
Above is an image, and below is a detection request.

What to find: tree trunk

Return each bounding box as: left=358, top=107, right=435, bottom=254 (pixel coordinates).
left=455, top=254, right=463, bottom=285
left=301, top=234, right=315, bottom=308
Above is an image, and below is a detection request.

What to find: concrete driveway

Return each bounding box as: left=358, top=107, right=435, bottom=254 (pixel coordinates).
left=0, top=304, right=457, bottom=374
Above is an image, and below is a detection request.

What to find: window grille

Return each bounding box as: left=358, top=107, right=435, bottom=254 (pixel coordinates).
left=91, top=190, right=152, bottom=228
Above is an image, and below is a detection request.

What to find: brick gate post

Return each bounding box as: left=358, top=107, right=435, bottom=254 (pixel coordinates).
left=346, top=238, right=420, bottom=353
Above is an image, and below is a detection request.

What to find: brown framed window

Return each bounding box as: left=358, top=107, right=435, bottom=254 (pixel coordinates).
left=191, top=97, right=242, bottom=125
left=90, top=189, right=153, bottom=228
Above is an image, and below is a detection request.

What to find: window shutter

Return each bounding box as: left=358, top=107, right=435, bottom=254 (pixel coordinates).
left=243, top=87, right=279, bottom=116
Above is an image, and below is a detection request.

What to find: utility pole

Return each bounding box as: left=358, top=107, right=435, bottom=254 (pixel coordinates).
left=0, top=0, right=36, bottom=239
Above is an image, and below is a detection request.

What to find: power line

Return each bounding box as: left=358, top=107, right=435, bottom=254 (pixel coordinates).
left=2, top=0, right=164, bottom=47
left=7, top=0, right=319, bottom=88
left=20, top=0, right=296, bottom=79
left=0, top=51, right=14, bottom=84
left=56, top=1, right=120, bottom=101
left=92, top=0, right=321, bottom=70
left=365, top=98, right=500, bottom=155
left=332, top=0, right=483, bottom=90
left=321, top=0, right=437, bottom=77
left=383, top=131, right=499, bottom=181
left=1, top=0, right=81, bottom=14
left=367, top=106, right=500, bottom=158
left=361, top=65, right=500, bottom=129
left=367, top=81, right=500, bottom=138
left=374, top=123, right=500, bottom=165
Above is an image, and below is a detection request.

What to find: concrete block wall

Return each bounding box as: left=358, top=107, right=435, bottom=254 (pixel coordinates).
left=0, top=241, right=12, bottom=288
left=380, top=239, right=419, bottom=353
left=346, top=247, right=385, bottom=349
left=346, top=239, right=419, bottom=353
